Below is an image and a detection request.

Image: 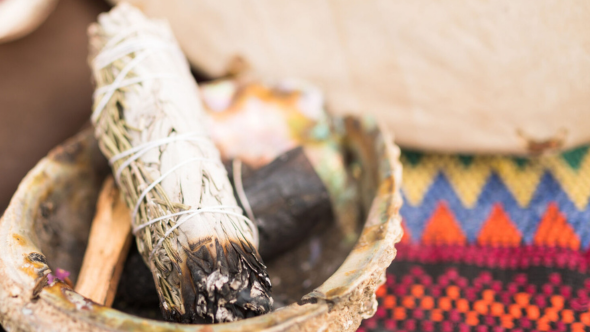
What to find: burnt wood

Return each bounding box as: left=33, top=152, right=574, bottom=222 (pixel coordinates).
left=227, top=147, right=334, bottom=261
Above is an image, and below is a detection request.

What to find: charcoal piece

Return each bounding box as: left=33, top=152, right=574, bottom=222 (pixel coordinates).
left=113, top=245, right=160, bottom=317
left=227, top=147, right=334, bottom=260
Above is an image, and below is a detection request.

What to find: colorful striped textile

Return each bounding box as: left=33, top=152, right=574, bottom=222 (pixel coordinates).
left=360, top=146, right=590, bottom=332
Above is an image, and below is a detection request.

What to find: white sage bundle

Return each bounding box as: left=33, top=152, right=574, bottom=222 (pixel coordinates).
left=88, top=4, right=272, bottom=323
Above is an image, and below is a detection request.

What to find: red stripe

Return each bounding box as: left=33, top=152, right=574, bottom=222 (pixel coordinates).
left=395, top=244, right=590, bottom=272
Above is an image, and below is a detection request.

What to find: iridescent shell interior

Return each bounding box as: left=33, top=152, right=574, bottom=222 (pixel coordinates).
left=0, top=80, right=403, bottom=331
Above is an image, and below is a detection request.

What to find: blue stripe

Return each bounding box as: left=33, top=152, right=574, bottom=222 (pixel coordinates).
left=401, top=171, right=590, bottom=248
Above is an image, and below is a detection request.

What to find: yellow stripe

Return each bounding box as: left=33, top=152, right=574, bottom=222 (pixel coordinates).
left=400, top=151, right=590, bottom=210
left=546, top=154, right=590, bottom=210
left=401, top=155, right=438, bottom=206
left=491, top=157, right=544, bottom=207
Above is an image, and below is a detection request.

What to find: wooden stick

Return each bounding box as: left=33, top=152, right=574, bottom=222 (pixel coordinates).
left=75, top=176, right=132, bottom=307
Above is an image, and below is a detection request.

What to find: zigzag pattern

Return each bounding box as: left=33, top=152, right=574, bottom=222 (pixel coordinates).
left=361, top=146, right=590, bottom=332
left=401, top=146, right=590, bottom=249
left=402, top=147, right=590, bottom=209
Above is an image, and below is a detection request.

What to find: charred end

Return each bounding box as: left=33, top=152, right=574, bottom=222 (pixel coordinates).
left=164, top=237, right=272, bottom=323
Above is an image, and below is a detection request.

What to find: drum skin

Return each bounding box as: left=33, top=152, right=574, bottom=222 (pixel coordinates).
left=111, top=0, right=590, bottom=154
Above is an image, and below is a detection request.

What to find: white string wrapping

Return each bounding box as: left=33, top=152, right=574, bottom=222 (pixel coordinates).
left=145, top=207, right=257, bottom=260
left=93, top=73, right=179, bottom=98
left=110, top=133, right=210, bottom=183
left=92, top=50, right=154, bottom=123
left=232, top=159, right=256, bottom=222
left=92, top=15, right=259, bottom=261
left=94, top=39, right=173, bottom=69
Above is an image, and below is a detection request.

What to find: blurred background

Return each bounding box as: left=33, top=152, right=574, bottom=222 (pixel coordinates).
left=0, top=0, right=108, bottom=213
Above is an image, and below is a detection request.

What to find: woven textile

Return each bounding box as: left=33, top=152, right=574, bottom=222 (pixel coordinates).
left=359, top=146, right=590, bottom=332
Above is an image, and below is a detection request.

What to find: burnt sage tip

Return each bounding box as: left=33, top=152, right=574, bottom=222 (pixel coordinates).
left=168, top=238, right=272, bottom=323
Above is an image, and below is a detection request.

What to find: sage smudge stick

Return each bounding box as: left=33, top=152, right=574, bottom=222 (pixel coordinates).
left=88, top=4, right=272, bottom=323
